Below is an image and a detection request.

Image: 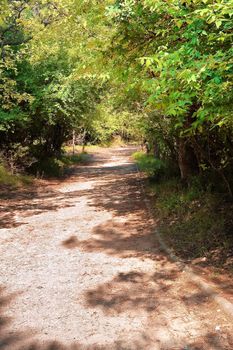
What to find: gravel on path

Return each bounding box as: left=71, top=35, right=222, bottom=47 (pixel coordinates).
left=0, top=147, right=232, bottom=350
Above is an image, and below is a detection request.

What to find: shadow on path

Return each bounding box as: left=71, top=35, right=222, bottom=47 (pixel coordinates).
left=0, top=188, right=74, bottom=229
left=1, top=285, right=232, bottom=350
left=0, top=148, right=137, bottom=229
left=1, top=148, right=233, bottom=349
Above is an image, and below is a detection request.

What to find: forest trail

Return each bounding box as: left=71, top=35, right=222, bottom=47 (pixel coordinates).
left=0, top=147, right=233, bottom=350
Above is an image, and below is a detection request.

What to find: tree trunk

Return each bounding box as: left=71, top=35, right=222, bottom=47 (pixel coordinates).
left=82, top=129, right=87, bottom=153
left=72, top=130, right=76, bottom=155
left=153, top=141, right=160, bottom=158
left=177, top=138, right=199, bottom=181
left=177, top=138, right=190, bottom=181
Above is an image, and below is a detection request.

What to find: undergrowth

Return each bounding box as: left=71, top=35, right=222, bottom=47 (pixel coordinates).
left=30, top=153, right=90, bottom=178
left=135, top=152, right=233, bottom=272
left=0, top=164, right=33, bottom=187
left=133, top=152, right=167, bottom=178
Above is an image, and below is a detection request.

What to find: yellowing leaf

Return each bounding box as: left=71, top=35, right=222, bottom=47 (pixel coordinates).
left=216, top=20, right=222, bottom=28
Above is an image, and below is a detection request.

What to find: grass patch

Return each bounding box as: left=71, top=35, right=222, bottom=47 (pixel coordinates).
left=0, top=163, right=33, bottom=187
left=61, top=153, right=90, bottom=165
left=64, top=140, right=128, bottom=153
left=133, top=151, right=166, bottom=178
left=64, top=145, right=100, bottom=154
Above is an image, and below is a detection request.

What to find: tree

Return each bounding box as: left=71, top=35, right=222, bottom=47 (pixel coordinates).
left=0, top=0, right=109, bottom=167
left=106, top=0, right=233, bottom=194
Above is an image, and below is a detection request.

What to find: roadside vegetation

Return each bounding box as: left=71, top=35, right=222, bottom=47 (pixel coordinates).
left=134, top=151, right=233, bottom=273
left=0, top=1, right=232, bottom=271
left=0, top=163, right=33, bottom=187
left=29, top=152, right=90, bottom=178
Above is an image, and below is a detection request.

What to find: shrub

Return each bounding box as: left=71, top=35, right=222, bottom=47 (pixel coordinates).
left=30, top=153, right=89, bottom=178
left=29, top=158, right=65, bottom=178
left=133, top=152, right=167, bottom=178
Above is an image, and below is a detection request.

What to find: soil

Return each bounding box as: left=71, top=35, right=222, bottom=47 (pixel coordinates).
left=0, top=147, right=233, bottom=350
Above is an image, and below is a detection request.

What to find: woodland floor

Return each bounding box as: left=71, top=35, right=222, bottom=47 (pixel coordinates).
left=0, top=147, right=233, bottom=350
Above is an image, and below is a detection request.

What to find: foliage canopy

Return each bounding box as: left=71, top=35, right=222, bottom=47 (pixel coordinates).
left=0, top=0, right=233, bottom=195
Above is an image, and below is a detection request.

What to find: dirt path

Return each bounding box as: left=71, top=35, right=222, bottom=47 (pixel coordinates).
left=0, top=147, right=232, bottom=350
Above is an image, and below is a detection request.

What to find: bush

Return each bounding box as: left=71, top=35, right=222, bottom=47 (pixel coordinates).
left=133, top=152, right=167, bottom=178
left=1, top=145, right=36, bottom=174
left=30, top=158, right=65, bottom=178
left=29, top=153, right=89, bottom=178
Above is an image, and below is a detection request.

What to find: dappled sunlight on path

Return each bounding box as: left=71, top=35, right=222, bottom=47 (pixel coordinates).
left=0, top=147, right=233, bottom=349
